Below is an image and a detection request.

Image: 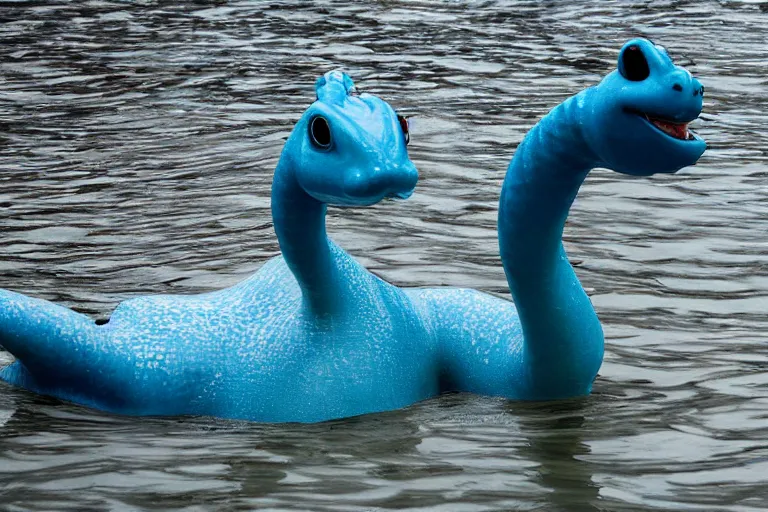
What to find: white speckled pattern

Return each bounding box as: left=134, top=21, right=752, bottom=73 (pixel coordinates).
left=0, top=245, right=439, bottom=423
left=406, top=288, right=525, bottom=395
left=0, top=45, right=707, bottom=421
left=407, top=40, right=707, bottom=401
left=0, top=71, right=439, bottom=423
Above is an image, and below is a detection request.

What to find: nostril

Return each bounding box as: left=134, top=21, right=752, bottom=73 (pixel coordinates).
left=672, top=83, right=683, bottom=92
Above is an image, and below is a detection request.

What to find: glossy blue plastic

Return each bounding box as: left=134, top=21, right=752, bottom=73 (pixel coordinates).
left=0, top=40, right=706, bottom=422
left=0, top=71, right=438, bottom=423
left=407, top=38, right=706, bottom=400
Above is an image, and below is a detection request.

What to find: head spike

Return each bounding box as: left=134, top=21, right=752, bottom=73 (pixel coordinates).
left=315, top=70, right=357, bottom=103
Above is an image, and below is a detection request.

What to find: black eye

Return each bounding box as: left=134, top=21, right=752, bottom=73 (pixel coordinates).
left=309, top=116, right=331, bottom=150
left=397, top=114, right=410, bottom=145
left=620, top=45, right=650, bottom=82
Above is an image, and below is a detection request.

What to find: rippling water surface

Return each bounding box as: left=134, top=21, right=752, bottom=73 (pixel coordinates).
left=1, top=1, right=767, bottom=510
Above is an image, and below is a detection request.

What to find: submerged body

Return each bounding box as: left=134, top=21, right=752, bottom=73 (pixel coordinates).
left=0, top=41, right=707, bottom=422
left=0, top=247, right=437, bottom=422
left=0, top=71, right=438, bottom=423
left=406, top=92, right=603, bottom=400
left=410, top=38, right=706, bottom=401
left=406, top=288, right=526, bottom=395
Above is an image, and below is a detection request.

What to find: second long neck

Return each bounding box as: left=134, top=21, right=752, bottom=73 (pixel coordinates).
left=498, top=90, right=605, bottom=397
left=271, top=156, right=340, bottom=315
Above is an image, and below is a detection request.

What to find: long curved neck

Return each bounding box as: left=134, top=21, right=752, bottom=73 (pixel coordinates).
left=498, top=90, right=605, bottom=398
left=271, top=154, right=341, bottom=316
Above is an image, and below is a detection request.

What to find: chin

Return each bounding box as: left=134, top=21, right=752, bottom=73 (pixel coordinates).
left=611, top=150, right=704, bottom=176
left=602, top=120, right=706, bottom=176
left=330, top=196, right=382, bottom=208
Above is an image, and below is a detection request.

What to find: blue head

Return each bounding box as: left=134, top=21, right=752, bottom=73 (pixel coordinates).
left=584, top=39, right=706, bottom=176
left=284, top=70, right=415, bottom=206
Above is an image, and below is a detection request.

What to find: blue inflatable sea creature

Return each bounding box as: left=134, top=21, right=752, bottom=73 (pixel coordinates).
left=0, top=71, right=439, bottom=423
left=406, top=38, right=706, bottom=400
left=0, top=40, right=706, bottom=423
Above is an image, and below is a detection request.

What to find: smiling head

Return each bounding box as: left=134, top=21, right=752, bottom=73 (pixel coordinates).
left=584, top=38, right=706, bottom=176
left=285, top=70, right=415, bottom=207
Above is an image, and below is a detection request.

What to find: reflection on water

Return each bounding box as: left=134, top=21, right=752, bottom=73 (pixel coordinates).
left=1, top=1, right=768, bottom=510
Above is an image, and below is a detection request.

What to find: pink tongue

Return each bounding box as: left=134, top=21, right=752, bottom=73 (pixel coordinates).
left=653, top=118, right=689, bottom=139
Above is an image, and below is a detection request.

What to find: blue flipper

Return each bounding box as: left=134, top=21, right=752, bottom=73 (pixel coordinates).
left=0, top=290, right=98, bottom=394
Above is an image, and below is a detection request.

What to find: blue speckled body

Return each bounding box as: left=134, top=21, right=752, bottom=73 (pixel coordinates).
left=1, top=248, right=436, bottom=423
left=0, top=71, right=438, bottom=423
left=409, top=39, right=706, bottom=401
left=406, top=93, right=601, bottom=400
left=0, top=41, right=707, bottom=421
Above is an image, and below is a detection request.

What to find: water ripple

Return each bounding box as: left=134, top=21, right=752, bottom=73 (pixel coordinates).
left=1, top=1, right=767, bottom=510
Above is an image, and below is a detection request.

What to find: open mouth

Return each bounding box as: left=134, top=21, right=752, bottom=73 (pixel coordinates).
left=626, top=109, right=697, bottom=141
left=645, top=114, right=695, bottom=141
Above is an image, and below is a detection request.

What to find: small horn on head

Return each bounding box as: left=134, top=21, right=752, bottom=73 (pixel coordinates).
left=315, top=70, right=358, bottom=103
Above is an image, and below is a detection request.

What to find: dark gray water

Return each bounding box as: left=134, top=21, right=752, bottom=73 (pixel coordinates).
left=1, top=1, right=767, bottom=510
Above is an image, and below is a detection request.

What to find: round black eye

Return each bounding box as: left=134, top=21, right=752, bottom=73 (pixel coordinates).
left=620, top=45, right=650, bottom=82
left=309, top=116, right=331, bottom=149
left=397, top=114, right=410, bottom=145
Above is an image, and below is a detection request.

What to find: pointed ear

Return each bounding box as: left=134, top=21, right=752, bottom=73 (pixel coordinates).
left=315, top=70, right=357, bottom=104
